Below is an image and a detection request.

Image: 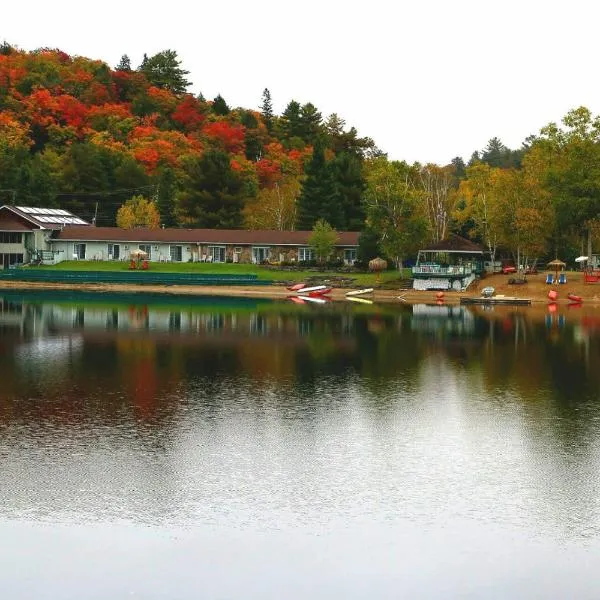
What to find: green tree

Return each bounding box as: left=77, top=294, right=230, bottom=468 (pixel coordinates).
left=296, top=138, right=340, bottom=230
left=298, top=102, right=322, bottom=145
left=178, top=149, right=246, bottom=228
left=308, top=219, right=338, bottom=263
left=280, top=100, right=302, bottom=140
left=139, top=49, right=190, bottom=94
left=116, top=54, right=131, bottom=71
left=260, top=88, right=274, bottom=131
left=212, top=94, right=230, bottom=116
left=155, top=166, right=178, bottom=227
left=330, top=151, right=366, bottom=230
left=364, top=157, right=429, bottom=268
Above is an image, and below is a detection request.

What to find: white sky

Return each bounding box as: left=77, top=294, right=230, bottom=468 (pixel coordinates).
left=4, top=0, right=600, bottom=164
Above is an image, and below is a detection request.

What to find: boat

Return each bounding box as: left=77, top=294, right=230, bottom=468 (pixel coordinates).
left=567, top=293, right=583, bottom=303
left=308, top=287, right=332, bottom=297
left=302, top=295, right=329, bottom=304
left=288, top=296, right=307, bottom=305
left=287, top=283, right=307, bottom=291
left=297, top=285, right=328, bottom=295
left=346, top=296, right=373, bottom=305
left=345, top=288, right=374, bottom=297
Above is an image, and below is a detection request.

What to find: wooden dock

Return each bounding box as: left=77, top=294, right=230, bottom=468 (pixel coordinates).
left=460, top=296, right=532, bottom=306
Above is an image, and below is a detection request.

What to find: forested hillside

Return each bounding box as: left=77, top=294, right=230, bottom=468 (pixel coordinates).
left=0, top=44, right=376, bottom=232
left=1, top=42, right=600, bottom=266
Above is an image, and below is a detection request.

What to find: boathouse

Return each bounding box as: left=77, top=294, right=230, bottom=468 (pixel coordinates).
left=411, top=235, right=485, bottom=291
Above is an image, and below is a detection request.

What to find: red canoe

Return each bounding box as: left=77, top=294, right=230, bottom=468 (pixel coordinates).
left=568, top=293, right=583, bottom=303
left=287, top=283, right=307, bottom=291
left=308, top=287, right=332, bottom=297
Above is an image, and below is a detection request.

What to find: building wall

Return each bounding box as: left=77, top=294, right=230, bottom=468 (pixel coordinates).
left=50, top=240, right=357, bottom=264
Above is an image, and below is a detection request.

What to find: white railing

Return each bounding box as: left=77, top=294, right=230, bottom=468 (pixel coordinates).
left=412, top=265, right=474, bottom=276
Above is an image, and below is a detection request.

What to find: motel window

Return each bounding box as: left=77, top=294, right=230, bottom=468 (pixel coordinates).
left=74, top=243, right=86, bottom=260
left=298, top=247, right=314, bottom=262
left=108, top=244, right=120, bottom=260
left=209, top=246, right=226, bottom=263
left=170, top=245, right=183, bottom=262
left=139, top=244, right=152, bottom=259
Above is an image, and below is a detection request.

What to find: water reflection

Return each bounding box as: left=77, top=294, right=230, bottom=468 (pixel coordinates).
left=2, top=292, right=600, bottom=598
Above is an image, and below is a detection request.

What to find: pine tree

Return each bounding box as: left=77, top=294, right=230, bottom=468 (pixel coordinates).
left=156, top=166, right=178, bottom=227
left=330, top=151, right=366, bottom=230
left=178, top=150, right=245, bottom=228
left=296, top=139, right=341, bottom=230
left=116, top=54, right=131, bottom=71
left=298, top=102, right=322, bottom=145
left=280, top=100, right=302, bottom=140
left=212, top=94, right=230, bottom=116
left=138, top=49, right=191, bottom=94
left=260, top=88, right=274, bottom=131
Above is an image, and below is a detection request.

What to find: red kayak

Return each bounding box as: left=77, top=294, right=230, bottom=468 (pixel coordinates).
left=309, top=287, right=332, bottom=297
left=287, top=283, right=306, bottom=291
left=568, top=293, right=583, bottom=303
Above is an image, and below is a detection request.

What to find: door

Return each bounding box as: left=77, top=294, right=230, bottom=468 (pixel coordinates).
left=170, top=245, right=183, bottom=262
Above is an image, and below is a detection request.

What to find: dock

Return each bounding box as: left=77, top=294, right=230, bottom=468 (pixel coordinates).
left=460, top=296, right=532, bottom=306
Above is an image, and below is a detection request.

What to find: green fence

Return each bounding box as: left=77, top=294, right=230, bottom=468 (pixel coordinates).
left=0, top=269, right=273, bottom=286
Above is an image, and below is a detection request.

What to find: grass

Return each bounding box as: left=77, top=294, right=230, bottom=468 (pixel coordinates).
left=32, top=260, right=409, bottom=286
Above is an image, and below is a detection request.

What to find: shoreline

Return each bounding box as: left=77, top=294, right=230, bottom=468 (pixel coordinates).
left=1, top=276, right=600, bottom=305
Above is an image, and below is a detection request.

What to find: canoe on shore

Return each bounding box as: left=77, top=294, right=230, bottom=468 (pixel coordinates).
left=568, top=293, right=583, bottom=303
left=345, top=288, right=374, bottom=297
left=297, top=285, right=327, bottom=295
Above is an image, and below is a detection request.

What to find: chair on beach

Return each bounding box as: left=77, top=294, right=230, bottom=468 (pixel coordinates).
left=558, top=273, right=567, bottom=284
left=545, top=273, right=554, bottom=284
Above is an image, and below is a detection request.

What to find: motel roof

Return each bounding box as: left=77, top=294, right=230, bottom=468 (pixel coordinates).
left=53, top=226, right=361, bottom=246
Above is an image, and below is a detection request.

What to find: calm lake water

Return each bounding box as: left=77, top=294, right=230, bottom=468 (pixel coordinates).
left=1, top=290, right=600, bottom=599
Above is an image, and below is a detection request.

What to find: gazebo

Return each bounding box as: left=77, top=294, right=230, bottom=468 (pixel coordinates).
left=411, top=235, right=485, bottom=291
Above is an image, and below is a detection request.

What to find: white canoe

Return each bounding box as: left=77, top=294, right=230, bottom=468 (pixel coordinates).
left=302, top=295, right=329, bottom=304
left=297, top=285, right=327, bottom=295
left=345, top=288, right=374, bottom=296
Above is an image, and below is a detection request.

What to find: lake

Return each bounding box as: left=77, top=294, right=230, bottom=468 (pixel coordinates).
left=1, top=290, right=600, bottom=599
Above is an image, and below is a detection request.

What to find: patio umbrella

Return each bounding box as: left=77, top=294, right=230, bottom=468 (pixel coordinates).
left=130, top=249, right=148, bottom=259
left=547, top=258, right=566, bottom=281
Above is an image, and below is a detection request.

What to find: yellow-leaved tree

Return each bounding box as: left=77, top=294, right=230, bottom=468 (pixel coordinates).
left=116, top=195, right=161, bottom=229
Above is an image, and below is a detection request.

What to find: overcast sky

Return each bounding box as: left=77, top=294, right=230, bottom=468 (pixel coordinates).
left=4, top=0, right=599, bottom=164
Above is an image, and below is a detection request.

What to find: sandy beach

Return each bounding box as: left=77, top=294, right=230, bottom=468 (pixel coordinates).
left=1, top=272, right=600, bottom=305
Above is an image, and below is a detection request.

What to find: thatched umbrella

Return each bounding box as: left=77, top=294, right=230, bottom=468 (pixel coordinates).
left=547, top=258, right=566, bottom=281
left=369, top=257, right=388, bottom=284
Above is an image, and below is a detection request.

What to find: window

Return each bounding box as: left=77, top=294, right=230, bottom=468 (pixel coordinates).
left=108, top=244, right=120, bottom=260
left=139, top=244, right=151, bottom=259
left=209, top=246, right=226, bottom=263
left=74, top=243, right=86, bottom=259
left=344, top=249, right=357, bottom=264
left=252, top=247, right=270, bottom=264
left=298, top=247, right=314, bottom=262
left=0, top=232, right=23, bottom=244
left=170, top=245, right=183, bottom=262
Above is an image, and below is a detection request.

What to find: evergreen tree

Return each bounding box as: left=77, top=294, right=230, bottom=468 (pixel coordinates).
left=298, top=102, right=322, bottom=145
left=451, top=156, right=466, bottom=179
left=280, top=100, right=302, bottom=140
left=156, top=166, right=178, bottom=227
left=116, top=54, right=131, bottom=71
left=260, top=88, right=274, bottom=131
left=330, top=151, right=366, bottom=230
left=212, top=94, right=230, bottom=116
left=179, top=150, right=245, bottom=228
left=139, top=49, right=191, bottom=94
left=296, top=139, right=340, bottom=230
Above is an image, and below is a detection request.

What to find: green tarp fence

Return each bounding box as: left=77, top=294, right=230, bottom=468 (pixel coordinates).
left=0, top=270, right=273, bottom=286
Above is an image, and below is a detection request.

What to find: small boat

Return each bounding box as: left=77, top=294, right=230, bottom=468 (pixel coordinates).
left=481, top=286, right=495, bottom=298
left=302, top=295, right=329, bottom=304
left=345, top=288, right=374, bottom=297
left=308, top=287, right=332, bottom=297
left=287, top=283, right=306, bottom=291
left=346, top=296, right=373, bottom=305
left=297, top=285, right=327, bottom=295
left=568, top=293, right=583, bottom=303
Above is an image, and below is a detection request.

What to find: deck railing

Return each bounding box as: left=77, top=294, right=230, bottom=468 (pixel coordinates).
left=412, top=265, right=474, bottom=276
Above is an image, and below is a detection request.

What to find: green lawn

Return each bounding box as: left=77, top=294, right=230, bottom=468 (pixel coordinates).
left=34, top=260, right=409, bottom=286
